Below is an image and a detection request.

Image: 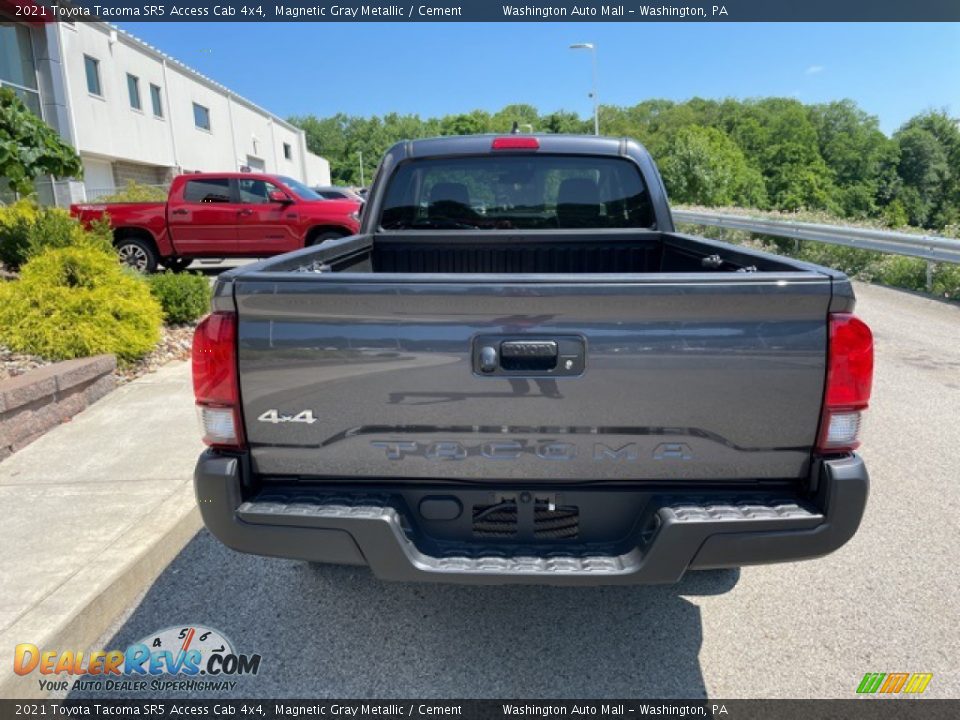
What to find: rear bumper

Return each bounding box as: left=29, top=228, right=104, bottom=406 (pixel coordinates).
left=193, top=452, right=868, bottom=585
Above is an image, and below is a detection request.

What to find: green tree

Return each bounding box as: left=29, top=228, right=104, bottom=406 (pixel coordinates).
left=540, top=111, right=589, bottom=134
left=291, top=113, right=356, bottom=185
left=893, top=111, right=960, bottom=228
left=491, top=104, right=539, bottom=133
left=807, top=100, right=898, bottom=218
left=659, top=126, right=766, bottom=207
left=894, top=127, right=949, bottom=227
left=0, top=87, right=82, bottom=194
left=440, top=110, right=492, bottom=136
left=288, top=99, right=959, bottom=230
left=747, top=100, right=838, bottom=212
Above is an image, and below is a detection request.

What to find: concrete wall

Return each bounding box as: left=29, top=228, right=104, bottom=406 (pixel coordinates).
left=112, top=160, right=170, bottom=187
left=59, top=24, right=178, bottom=170
left=304, top=151, right=332, bottom=187
left=0, top=356, right=116, bottom=462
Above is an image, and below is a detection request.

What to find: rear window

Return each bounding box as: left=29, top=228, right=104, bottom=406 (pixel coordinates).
left=183, top=179, right=231, bottom=204
left=380, top=155, right=655, bottom=230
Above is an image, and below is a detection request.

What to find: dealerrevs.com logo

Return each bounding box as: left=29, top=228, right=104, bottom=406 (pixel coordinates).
left=14, top=625, right=262, bottom=693
left=856, top=672, right=933, bottom=695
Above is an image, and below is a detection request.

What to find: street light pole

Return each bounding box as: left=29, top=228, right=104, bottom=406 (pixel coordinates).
left=358, top=150, right=365, bottom=187
left=570, top=43, right=599, bottom=136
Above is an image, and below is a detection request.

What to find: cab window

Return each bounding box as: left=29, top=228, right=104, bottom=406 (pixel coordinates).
left=183, top=179, right=231, bottom=204
left=380, top=155, right=655, bottom=230
left=238, top=178, right=281, bottom=204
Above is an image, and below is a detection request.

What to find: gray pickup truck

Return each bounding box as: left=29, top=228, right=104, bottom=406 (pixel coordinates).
left=192, top=134, right=873, bottom=585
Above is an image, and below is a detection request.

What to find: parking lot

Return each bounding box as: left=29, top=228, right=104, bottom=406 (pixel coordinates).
left=62, top=281, right=960, bottom=700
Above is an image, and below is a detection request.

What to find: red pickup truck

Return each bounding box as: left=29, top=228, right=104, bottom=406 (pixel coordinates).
left=70, top=173, right=361, bottom=272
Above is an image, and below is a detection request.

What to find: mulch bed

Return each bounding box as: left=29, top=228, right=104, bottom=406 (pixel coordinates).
left=113, top=323, right=196, bottom=384
left=0, top=323, right=197, bottom=386
left=0, top=346, right=51, bottom=382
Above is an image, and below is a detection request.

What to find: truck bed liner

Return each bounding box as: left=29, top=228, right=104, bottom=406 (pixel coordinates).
left=260, top=231, right=808, bottom=276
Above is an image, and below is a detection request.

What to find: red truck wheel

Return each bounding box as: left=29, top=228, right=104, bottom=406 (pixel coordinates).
left=116, top=238, right=158, bottom=273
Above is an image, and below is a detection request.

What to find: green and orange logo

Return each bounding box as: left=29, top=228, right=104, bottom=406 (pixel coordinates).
left=857, top=673, right=933, bottom=695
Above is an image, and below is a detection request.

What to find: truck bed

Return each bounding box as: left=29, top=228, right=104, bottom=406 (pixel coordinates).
left=255, top=230, right=804, bottom=275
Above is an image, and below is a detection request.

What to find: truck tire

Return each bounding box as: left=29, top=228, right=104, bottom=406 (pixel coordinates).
left=116, top=237, right=158, bottom=273
left=308, top=230, right=344, bottom=247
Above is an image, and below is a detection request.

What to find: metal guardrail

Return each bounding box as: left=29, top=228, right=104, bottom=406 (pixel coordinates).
left=673, top=209, right=960, bottom=265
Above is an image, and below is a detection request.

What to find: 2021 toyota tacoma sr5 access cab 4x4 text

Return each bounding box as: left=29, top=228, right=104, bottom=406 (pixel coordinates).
left=191, top=134, right=873, bottom=585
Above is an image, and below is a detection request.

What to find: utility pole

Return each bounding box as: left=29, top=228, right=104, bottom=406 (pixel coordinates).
left=358, top=150, right=365, bottom=186
left=570, top=43, right=599, bottom=135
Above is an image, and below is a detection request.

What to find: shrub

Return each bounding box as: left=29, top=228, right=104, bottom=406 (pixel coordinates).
left=148, top=271, right=211, bottom=324
left=866, top=255, right=928, bottom=292
left=882, top=199, right=910, bottom=229
left=0, top=245, right=162, bottom=362
left=793, top=243, right=880, bottom=278
left=97, top=181, right=168, bottom=203
left=0, top=200, right=39, bottom=269
left=932, top=263, right=960, bottom=299
left=0, top=201, right=111, bottom=270
left=85, top=216, right=115, bottom=249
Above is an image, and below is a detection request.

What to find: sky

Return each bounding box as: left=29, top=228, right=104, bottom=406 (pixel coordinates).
left=118, top=22, right=960, bottom=135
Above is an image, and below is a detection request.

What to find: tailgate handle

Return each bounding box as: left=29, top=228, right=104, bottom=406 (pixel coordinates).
left=500, top=341, right=558, bottom=359
left=474, top=337, right=583, bottom=376
left=499, top=341, right=558, bottom=372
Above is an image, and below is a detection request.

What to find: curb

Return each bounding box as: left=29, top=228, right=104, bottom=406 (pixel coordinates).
left=0, top=482, right=201, bottom=700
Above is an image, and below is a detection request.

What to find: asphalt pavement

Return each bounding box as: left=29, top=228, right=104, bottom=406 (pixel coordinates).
left=68, top=281, right=960, bottom=699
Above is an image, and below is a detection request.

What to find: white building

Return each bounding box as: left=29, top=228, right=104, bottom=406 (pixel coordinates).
left=0, top=18, right=330, bottom=203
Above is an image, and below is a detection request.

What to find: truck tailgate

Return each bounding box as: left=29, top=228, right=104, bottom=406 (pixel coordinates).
left=233, top=274, right=831, bottom=482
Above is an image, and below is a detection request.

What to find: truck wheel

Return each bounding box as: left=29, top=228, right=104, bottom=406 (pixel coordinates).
left=116, top=238, right=158, bottom=273
left=163, top=257, right=193, bottom=273
left=308, top=231, right=343, bottom=247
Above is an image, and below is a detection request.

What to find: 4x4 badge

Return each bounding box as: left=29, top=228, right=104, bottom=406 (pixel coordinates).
left=257, top=409, right=317, bottom=424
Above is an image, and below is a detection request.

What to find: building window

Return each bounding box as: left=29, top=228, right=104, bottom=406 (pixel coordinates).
left=0, top=23, right=42, bottom=117
left=283, top=143, right=292, bottom=161
left=0, top=23, right=38, bottom=89
left=150, top=84, right=163, bottom=118
left=0, top=22, right=43, bottom=117
left=193, top=102, right=211, bottom=131
left=126, top=73, right=141, bottom=110
left=84, top=55, right=101, bottom=96
left=6, top=86, right=43, bottom=117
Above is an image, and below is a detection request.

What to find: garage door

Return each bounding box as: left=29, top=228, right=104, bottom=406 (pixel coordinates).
left=82, top=158, right=115, bottom=200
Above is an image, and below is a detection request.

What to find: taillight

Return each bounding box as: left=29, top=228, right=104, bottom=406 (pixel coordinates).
left=491, top=136, right=540, bottom=150
left=817, top=313, right=873, bottom=453
left=192, top=311, right=245, bottom=450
